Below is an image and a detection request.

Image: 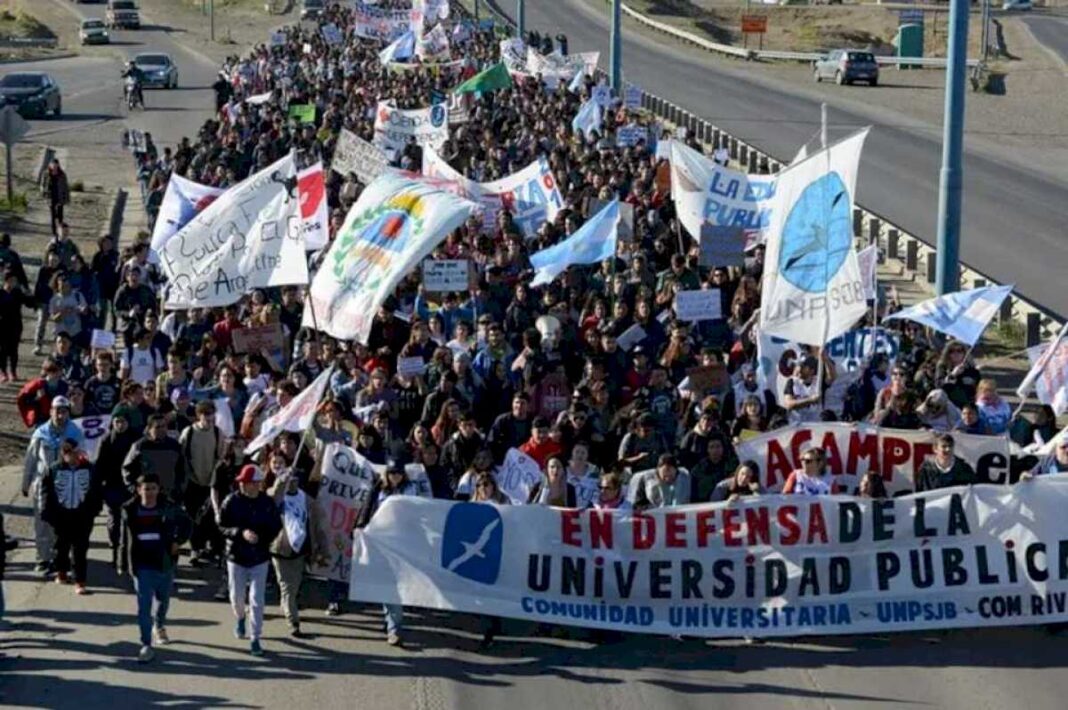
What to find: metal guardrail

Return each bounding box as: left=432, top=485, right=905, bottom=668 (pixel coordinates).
left=0, top=37, right=59, bottom=49
left=470, top=0, right=1063, bottom=344
left=618, top=2, right=979, bottom=67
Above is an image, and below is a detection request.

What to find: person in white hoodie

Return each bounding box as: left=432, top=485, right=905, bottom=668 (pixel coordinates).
left=21, top=396, right=83, bottom=575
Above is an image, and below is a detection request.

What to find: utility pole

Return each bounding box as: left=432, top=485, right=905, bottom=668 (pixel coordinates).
left=935, top=0, right=968, bottom=295
left=820, top=102, right=827, bottom=149
left=517, top=0, right=525, bottom=39
left=210, top=0, right=215, bottom=42
left=610, top=0, right=622, bottom=94
left=474, top=0, right=480, bottom=23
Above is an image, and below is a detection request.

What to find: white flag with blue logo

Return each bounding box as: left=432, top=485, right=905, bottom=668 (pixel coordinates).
left=379, top=30, right=415, bottom=64
left=760, top=129, right=870, bottom=345
left=571, top=97, right=602, bottom=140
left=303, top=172, right=477, bottom=343
left=529, top=199, right=619, bottom=287
left=149, top=174, right=224, bottom=263
left=885, top=284, right=1014, bottom=347
left=1017, top=322, right=1068, bottom=415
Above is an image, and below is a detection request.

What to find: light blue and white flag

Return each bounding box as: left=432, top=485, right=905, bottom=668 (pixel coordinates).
left=885, top=284, right=1014, bottom=346
left=568, top=67, right=585, bottom=94
left=571, top=98, right=602, bottom=140
left=529, top=199, right=619, bottom=286
left=149, top=174, right=224, bottom=262
left=379, top=30, right=415, bottom=64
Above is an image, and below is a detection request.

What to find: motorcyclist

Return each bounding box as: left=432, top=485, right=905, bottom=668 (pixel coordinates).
left=122, top=61, right=145, bottom=107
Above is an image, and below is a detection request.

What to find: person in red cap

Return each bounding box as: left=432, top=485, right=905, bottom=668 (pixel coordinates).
left=218, top=463, right=281, bottom=657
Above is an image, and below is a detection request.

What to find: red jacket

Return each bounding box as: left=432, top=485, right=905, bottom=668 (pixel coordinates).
left=16, top=378, right=66, bottom=429
left=519, top=438, right=563, bottom=470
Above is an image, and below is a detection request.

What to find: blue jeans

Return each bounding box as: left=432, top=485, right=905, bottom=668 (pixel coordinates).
left=384, top=604, right=403, bottom=636
left=134, top=568, right=174, bottom=646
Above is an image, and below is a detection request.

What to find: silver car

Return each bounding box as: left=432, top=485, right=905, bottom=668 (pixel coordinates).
left=132, top=53, right=179, bottom=89
left=79, top=19, right=110, bottom=45
left=813, top=49, right=879, bottom=87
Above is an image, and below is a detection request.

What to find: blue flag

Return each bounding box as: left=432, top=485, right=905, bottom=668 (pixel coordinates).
left=379, top=31, right=415, bottom=64
left=571, top=97, right=602, bottom=140
left=885, top=284, right=1014, bottom=346
left=529, top=200, right=619, bottom=286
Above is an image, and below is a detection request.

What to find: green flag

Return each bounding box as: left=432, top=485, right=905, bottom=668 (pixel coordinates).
left=288, top=104, right=316, bottom=124
left=453, top=62, right=512, bottom=95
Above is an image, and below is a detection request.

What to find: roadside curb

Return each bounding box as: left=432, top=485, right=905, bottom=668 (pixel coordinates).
left=0, top=51, right=79, bottom=65
left=102, top=187, right=127, bottom=241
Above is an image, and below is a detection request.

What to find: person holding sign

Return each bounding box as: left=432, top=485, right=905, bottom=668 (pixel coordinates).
left=268, top=463, right=322, bottom=639
left=784, top=354, right=836, bottom=424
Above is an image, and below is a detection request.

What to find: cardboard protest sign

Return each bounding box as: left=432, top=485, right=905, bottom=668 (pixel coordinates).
left=699, top=224, right=747, bottom=267
left=674, top=289, right=723, bottom=322
left=309, top=443, right=377, bottom=582
left=496, top=448, right=542, bottom=504
left=422, top=259, right=471, bottom=292
left=231, top=323, right=286, bottom=355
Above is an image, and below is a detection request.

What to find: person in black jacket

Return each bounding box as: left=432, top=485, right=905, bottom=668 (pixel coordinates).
left=218, top=464, right=281, bottom=657
left=119, top=472, right=192, bottom=664
left=95, top=414, right=138, bottom=570
left=914, top=434, right=976, bottom=493
left=40, top=441, right=103, bottom=594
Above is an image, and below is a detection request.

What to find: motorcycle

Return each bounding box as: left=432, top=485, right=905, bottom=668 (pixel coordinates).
left=124, top=76, right=144, bottom=110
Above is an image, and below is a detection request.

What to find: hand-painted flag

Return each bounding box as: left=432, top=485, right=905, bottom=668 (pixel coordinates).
left=149, top=174, right=224, bottom=263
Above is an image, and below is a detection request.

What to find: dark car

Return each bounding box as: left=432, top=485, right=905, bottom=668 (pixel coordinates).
left=300, top=0, right=324, bottom=20
left=0, top=73, right=62, bottom=118
left=813, top=49, right=880, bottom=86
left=133, top=53, right=179, bottom=89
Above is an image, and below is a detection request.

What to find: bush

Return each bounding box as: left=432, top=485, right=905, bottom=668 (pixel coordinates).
left=70, top=180, right=84, bottom=192
left=0, top=192, right=29, bottom=213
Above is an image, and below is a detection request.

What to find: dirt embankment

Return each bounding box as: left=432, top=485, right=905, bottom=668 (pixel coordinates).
left=627, top=0, right=985, bottom=56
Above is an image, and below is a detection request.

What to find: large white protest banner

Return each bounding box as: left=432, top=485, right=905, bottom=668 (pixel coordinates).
left=373, top=102, right=449, bottom=153
left=496, top=448, right=543, bottom=504
left=160, top=154, right=308, bottom=309
left=246, top=366, right=333, bottom=453
left=669, top=140, right=776, bottom=239
left=759, top=130, right=870, bottom=345
left=351, top=4, right=411, bottom=41
left=310, top=443, right=376, bottom=582
left=352, top=479, right=1068, bottom=638
left=499, top=38, right=526, bottom=72
left=757, top=326, right=900, bottom=413
left=304, top=172, right=476, bottom=343
left=422, top=147, right=563, bottom=237
left=73, top=415, right=111, bottom=463
left=332, top=128, right=390, bottom=185
left=735, top=421, right=1040, bottom=494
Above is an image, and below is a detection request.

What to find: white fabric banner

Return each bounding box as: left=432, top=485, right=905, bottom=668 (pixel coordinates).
left=332, top=128, right=389, bottom=185
left=73, top=415, right=111, bottom=463
left=351, top=479, right=1068, bottom=638
left=416, top=23, right=450, bottom=62
left=1021, top=328, right=1068, bottom=416
left=246, top=366, right=333, bottom=453
left=373, top=101, right=448, bottom=154
left=303, top=172, right=476, bottom=343
left=497, top=448, right=543, bottom=504
left=422, top=147, right=563, bottom=237
left=669, top=140, right=776, bottom=240
left=149, top=174, right=224, bottom=263
left=160, top=154, right=308, bottom=309
left=297, top=162, right=329, bottom=251
left=310, top=443, right=376, bottom=582
left=735, top=422, right=1040, bottom=494
left=857, top=244, right=879, bottom=301
left=757, top=326, right=900, bottom=413
left=760, top=130, right=870, bottom=345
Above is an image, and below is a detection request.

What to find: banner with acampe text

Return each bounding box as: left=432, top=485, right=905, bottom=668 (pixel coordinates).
left=351, top=480, right=1068, bottom=638
left=735, top=422, right=1041, bottom=494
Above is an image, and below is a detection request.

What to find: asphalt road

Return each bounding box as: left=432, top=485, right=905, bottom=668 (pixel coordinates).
left=504, top=0, right=1068, bottom=319
left=1020, top=13, right=1068, bottom=64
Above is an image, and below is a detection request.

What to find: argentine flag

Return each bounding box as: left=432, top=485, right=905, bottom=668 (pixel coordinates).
left=529, top=199, right=620, bottom=287
left=379, top=31, right=416, bottom=64
left=571, top=97, right=602, bottom=140
left=149, top=174, right=224, bottom=263
left=885, top=284, right=1014, bottom=346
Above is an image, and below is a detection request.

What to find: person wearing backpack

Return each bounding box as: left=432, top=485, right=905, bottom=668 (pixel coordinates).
left=178, top=401, right=225, bottom=565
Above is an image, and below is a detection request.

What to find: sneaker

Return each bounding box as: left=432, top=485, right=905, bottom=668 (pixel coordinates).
left=234, top=617, right=246, bottom=639
left=55, top=571, right=69, bottom=585
left=153, top=626, right=170, bottom=646
left=289, top=624, right=302, bottom=638
left=387, top=632, right=402, bottom=647
left=32, top=346, right=44, bottom=356
left=35, top=561, right=49, bottom=573
left=213, top=581, right=229, bottom=601
left=250, top=639, right=263, bottom=656
left=137, top=645, right=155, bottom=663
left=74, top=583, right=89, bottom=595
left=325, top=602, right=340, bottom=617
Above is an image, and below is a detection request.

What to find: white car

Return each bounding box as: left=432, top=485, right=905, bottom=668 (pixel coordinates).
left=1001, top=0, right=1032, bottom=10
left=79, top=18, right=110, bottom=45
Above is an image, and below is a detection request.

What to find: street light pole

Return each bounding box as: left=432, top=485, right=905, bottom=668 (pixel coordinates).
left=210, top=0, right=215, bottom=42
left=610, top=0, right=622, bottom=94
left=935, top=0, right=969, bottom=295
left=517, top=0, right=525, bottom=39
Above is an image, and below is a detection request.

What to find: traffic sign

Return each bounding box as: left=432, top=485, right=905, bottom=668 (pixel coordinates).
left=741, top=15, right=768, bottom=34
left=0, top=105, right=30, bottom=146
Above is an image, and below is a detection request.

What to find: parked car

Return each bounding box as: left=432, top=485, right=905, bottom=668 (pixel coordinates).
left=105, top=0, right=141, bottom=29
left=301, top=0, right=325, bottom=20
left=132, top=53, right=179, bottom=89
left=1001, top=0, right=1032, bottom=10
left=813, top=49, right=879, bottom=86
left=79, top=18, right=110, bottom=45
left=0, top=72, right=62, bottom=118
